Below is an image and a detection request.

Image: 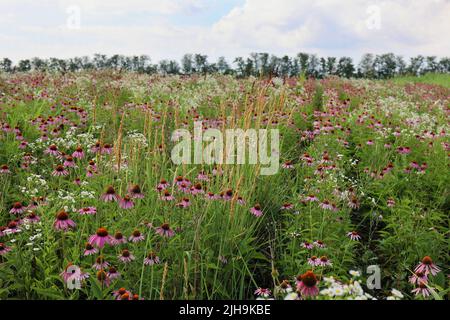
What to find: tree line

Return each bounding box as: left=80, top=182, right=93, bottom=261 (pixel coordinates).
left=1, top=53, right=449, bottom=79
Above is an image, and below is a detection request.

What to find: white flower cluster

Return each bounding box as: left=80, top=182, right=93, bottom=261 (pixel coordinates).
left=126, top=130, right=148, bottom=148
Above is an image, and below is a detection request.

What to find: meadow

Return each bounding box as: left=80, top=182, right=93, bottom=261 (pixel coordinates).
left=0, top=71, right=448, bottom=300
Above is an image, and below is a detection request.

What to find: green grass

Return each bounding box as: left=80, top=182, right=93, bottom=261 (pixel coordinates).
left=390, top=73, right=450, bottom=88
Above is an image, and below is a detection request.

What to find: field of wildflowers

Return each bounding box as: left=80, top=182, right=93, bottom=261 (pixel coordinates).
left=0, top=72, right=448, bottom=300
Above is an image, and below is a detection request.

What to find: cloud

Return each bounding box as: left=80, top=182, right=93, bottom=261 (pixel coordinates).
left=1, top=0, right=449, bottom=61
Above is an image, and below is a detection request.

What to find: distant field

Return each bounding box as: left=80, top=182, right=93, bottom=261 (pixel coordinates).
left=390, top=73, right=450, bottom=88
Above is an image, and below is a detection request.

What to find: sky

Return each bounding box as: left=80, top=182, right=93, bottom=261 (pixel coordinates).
left=1, top=0, right=449, bottom=63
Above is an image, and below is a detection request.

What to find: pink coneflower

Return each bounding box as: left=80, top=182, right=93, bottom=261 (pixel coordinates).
left=409, top=271, right=428, bottom=285
left=0, top=165, right=11, bottom=174
left=6, top=221, right=21, bottom=234
left=83, top=243, right=98, bottom=256
left=176, top=198, right=191, bottom=208
left=129, top=230, right=145, bottom=243
left=177, top=182, right=190, bottom=193
left=387, top=198, right=395, bottom=207
left=397, top=146, right=411, bottom=154
left=89, top=227, right=114, bottom=248
left=101, top=186, right=119, bottom=202
left=107, top=267, right=121, bottom=281
left=254, top=288, right=272, bottom=298
left=60, top=263, right=89, bottom=284
left=101, top=143, right=113, bottom=154
left=222, top=189, right=233, bottom=201
left=411, top=281, right=432, bottom=298
left=93, top=255, right=109, bottom=270
left=319, top=200, right=334, bottom=210
left=155, top=223, right=175, bottom=238
left=52, top=164, right=69, bottom=176
left=366, top=140, right=374, bottom=145
left=250, top=204, right=263, bottom=217
left=0, top=243, right=12, bottom=255
left=414, top=256, right=441, bottom=276
left=280, top=203, right=294, bottom=210
left=63, top=156, right=77, bottom=168
left=347, top=231, right=361, bottom=241
left=88, top=160, right=98, bottom=172
left=305, top=195, right=318, bottom=202
left=118, top=249, right=135, bottom=263
left=91, top=142, right=101, bottom=153
left=348, top=196, right=360, bottom=209
left=205, top=192, right=219, bottom=200
left=128, top=184, right=144, bottom=199
left=144, top=252, right=161, bottom=266
left=318, top=256, right=332, bottom=267
left=110, top=231, right=127, bottom=246
left=191, top=183, right=204, bottom=195
left=53, top=211, right=76, bottom=231
left=160, top=190, right=175, bottom=201
left=119, top=195, right=134, bottom=209
left=237, top=196, right=246, bottom=205
left=113, top=288, right=131, bottom=299
left=308, top=256, right=320, bottom=266
left=157, top=179, right=169, bottom=190
left=282, top=161, right=294, bottom=169
left=296, top=271, right=319, bottom=297
left=174, top=176, right=186, bottom=186
left=45, top=144, right=60, bottom=156
left=26, top=211, right=40, bottom=223
left=197, top=171, right=209, bottom=181
left=314, top=240, right=326, bottom=248
left=9, top=202, right=25, bottom=214
left=73, top=177, right=81, bottom=185
left=78, top=206, right=97, bottom=215
left=72, top=146, right=85, bottom=159
left=302, top=241, right=314, bottom=250
left=96, top=270, right=111, bottom=287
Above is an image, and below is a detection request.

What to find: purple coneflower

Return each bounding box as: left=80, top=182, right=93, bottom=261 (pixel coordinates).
left=112, top=231, right=127, bottom=245
left=305, top=195, right=318, bottom=202
left=72, top=146, right=85, bottom=159
left=0, top=165, right=11, bottom=174
left=282, top=161, right=294, bottom=169
left=222, top=189, right=233, bottom=201
left=347, top=231, right=361, bottom=241
left=52, top=164, right=69, bottom=176
left=411, top=281, right=432, bottom=298
left=250, top=204, right=263, bottom=217
left=119, top=195, right=134, bottom=209
left=6, top=221, right=20, bottom=234
left=191, top=183, right=204, bottom=195
left=144, top=252, right=160, bottom=266
left=113, top=288, right=130, bottom=299
left=101, top=186, right=119, bottom=202
left=308, top=256, right=320, bottom=266
left=0, top=243, right=12, bottom=255
left=9, top=202, right=25, bottom=214
left=296, top=271, right=319, bottom=297
left=53, top=211, right=76, bottom=231
left=91, top=142, right=101, bottom=153
left=93, top=255, right=109, bottom=270
left=96, top=270, right=111, bottom=287
left=314, top=240, right=326, bottom=248
left=280, top=203, right=294, bottom=210
left=129, top=230, right=145, bottom=243
left=409, top=271, right=428, bottom=285
left=176, top=198, right=191, bottom=208
left=83, top=243, right=98, bottom=256
left=45, top=144, right=60, bottom=156
left=319, top=200, right=334, bottom=210
left=157, top=179, right=169, bottom=190
left=414, top=256, right=441, bottom=276
left=118, top=249, right=135, bottom=263
left=254, top=288, right=271, bottom=298
left=387, top=198, right=396, bottom=207
left=78, top=206, right=97, bottom=215
left=197, top=171, right=209, bottom=181
left=155, top=223, right=175, bottom=238
left=107, top=267, right=121, bottom=281
left=26, top=211, right=40, bottom=223
left=160, top=190, right=175, bottom=201
left=302, top=241, right=314, bottom=250
left=318, top=256, right=332, bottom=267
left=89, top=227, right=114, bottom=248
left=128, top=184, right=144, bottom=199
left=101, top=143, right=113, bottom=154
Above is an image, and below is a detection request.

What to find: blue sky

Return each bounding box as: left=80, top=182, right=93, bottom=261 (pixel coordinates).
left=1, top=0, right=449, bottom=63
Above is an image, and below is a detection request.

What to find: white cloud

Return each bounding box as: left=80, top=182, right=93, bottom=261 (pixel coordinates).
left=1, top=0, right=449, bottom=61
